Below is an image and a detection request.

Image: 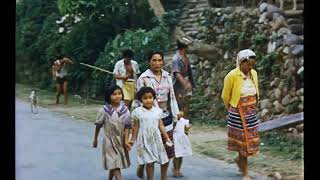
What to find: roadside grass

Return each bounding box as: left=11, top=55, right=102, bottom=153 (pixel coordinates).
left=189, top=124, right=303, bottom=178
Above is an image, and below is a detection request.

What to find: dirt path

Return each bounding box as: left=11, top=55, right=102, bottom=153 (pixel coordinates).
left=189, top=128, right=227, bottom=142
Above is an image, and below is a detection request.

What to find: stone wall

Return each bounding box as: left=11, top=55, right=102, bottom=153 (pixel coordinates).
left=162, top=0, right=304, bottom=127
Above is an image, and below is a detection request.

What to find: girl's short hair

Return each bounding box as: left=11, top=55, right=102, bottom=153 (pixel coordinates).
left=104, top=84, right=124, bottom=104
left=136, top=86, right=156, bottom=101
left=147, top=51, right=164, bottom=62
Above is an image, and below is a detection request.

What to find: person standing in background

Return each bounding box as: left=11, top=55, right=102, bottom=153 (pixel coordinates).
left=52, top=57, right=73, bottom=105
left=172, top=38, right=194, bottom=119
left=221, top=49, right=260, bottom=180
left=113, top=49, right=140, bottom=109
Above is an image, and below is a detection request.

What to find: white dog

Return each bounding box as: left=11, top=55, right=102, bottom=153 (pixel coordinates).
left=30, top=90, right=39, bottom=114
left=73, top=94, right=83, bottom=104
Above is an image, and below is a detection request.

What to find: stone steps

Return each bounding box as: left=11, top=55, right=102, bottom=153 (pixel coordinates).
left=197, top=0, right=209, bottom=3
left=288, top=24, right=304, bottom=36
left=196, top=3, right=209, bottom=9
left=287, top=18, right=303, bottom=25
left=178, top=0, right=210, bottom=40
left=181, top=28, right=200, bottom=34
left=182, top=26, right=199, bottom=31
left=180, top=15, right=204, bottom=21
left=284, top=10, right=303, bottom=18
left=180, top=24, right=200, bottom=31
left=179, top=18, right=197, bottom=24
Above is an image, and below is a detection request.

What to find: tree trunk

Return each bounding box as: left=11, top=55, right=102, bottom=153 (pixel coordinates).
left=147, top=0, right=166, bottom=17
left=128, top=0, right=133, bottom=27
left=146, top=0, right=187, bottom=40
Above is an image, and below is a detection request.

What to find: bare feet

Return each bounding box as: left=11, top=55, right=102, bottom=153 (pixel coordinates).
left=242, top=175, right=251, bottom=180
left=178, top=172, right=184, bottom=177
left=173, top=170, right=183, bottom=178
left=173, top=171, right=180, bottom=178
left=234, top=157, right=242, bottom=172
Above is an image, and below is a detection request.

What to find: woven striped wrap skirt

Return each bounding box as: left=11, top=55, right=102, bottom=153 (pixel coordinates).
left=161, top=129, right=175, bottom=159
left=227, top=95, right=260, bottom=156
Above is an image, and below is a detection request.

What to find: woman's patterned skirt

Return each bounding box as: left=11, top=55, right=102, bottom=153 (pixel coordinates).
left=227, top=95, right=260, bottom=157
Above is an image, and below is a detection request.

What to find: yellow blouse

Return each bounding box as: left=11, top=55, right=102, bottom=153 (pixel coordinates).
left=221, top=67, right=259, bottom=108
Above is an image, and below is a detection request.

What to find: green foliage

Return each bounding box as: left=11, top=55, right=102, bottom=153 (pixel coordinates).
left=287, top=100, right=300, bottom=113
left=16, top=0, right=61, bottom=84
left=223, top=32, right=239, bottom=50
left=57, top=0, right=95, bottom=15
left=189, top=88, right=226, bottom=126
left=160, top=10, right=178, bottom=30
left=200, top=9, right=229, bottom=28
left=190, top=93, right=211, bottom=114
left=16, top=0, right=159, bottom=97
left=252, top=33, right=268, bottom=45
left=57, top=0, right=154, bottom=28
left=93, top=16, right=173, bottom=96
left=256, top=52, right=280, bottom=81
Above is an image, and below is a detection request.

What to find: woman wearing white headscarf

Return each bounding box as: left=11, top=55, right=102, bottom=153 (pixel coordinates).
left=221, top=49, right=260, bottom=180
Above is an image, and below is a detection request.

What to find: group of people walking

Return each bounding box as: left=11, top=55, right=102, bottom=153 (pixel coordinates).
left=51, top=39, right=261, bottom=180
left=92, top=39, right=195, bottom=180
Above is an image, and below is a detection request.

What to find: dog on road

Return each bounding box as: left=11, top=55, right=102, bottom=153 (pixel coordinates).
left=30, top=90, right=39, bottom=114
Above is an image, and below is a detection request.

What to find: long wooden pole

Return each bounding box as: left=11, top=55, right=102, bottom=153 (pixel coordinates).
left=79, top=63, right=114, bottom=74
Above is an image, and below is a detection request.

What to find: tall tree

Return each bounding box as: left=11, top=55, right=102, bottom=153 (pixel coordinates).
left=147, top=0, right=165, bottom=17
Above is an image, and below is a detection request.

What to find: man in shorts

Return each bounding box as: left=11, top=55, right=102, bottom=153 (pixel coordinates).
left=52, top=57, right=74, bottom=105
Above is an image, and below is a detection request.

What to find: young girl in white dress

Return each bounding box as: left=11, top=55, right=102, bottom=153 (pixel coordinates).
left=129, top=86, right=173, bottom=180
left=173, top=111, right=192, bottom=177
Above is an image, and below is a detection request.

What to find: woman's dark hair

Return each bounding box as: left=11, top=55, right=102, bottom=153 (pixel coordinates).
left=241, top=59, right=248, bottom=64
left=241, top=56, right=256, bottom=64
left=122, top=49, right=134, bottom=59
left=104, top=84, right=124, bottom=104
left=177, top=40, right=188, bottom=50
left=136, top=86, right=156, bottom=102
left=147, top=51, right=164, bottom=62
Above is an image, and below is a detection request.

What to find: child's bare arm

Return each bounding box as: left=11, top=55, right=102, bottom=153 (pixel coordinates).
left=92, top=126, right=101, bottom=148
left=52, top=63, right=61, bottom=73
left=159, top=120, right=171, bottom=142
left=129, top=119, right=139, bottom=144
left=124, top=128, right=130, bottom=144
left=52, top=64, right=59, bottom=72
left=173, top=121, right=177, bottom=130
left=185, top=124, right=192, bottom=130
left=124, top=128, right=131, bottom=151
left=184, top=123, right=192, bottom=135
